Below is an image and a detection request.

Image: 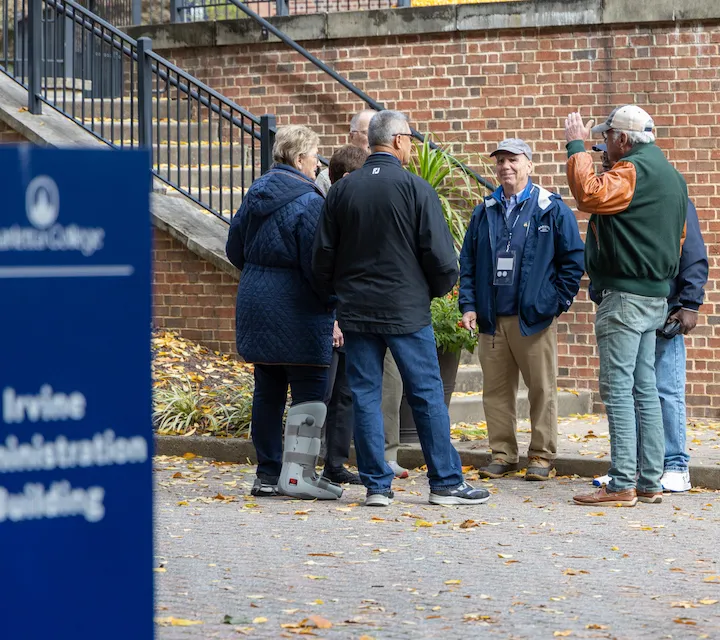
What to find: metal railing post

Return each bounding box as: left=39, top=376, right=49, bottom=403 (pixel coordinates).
left=28, top=0, right=43, bottom=113
left=275, top=0, right=289, bottom=16
left=63, top=3, right=75, bottom=79
left=170, top=0, right=180, bottom=22
left=137, top=37, right=153, bottom=148
left=131, top=0, right=141, bottom=24
left=260, top=114, right=276, bottom=175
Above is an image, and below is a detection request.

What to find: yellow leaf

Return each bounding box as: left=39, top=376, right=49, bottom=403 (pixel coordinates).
left=244, top=503, right=259, bottom=508
left=703, top=575, right=720, bottom=583
left=253, top=616, right=268, bottom=624
left=176, top=501, right=188, bottom=506
left=153, top=567, right=167, bottom=573
left=182, top=453, right=197, bottom=460
left=306, top=615, right=332, bottom=629
left=611, top=546, right=620, bottom=551
left=554, top=632, right=572, bottom=637
left=172, top=472, right=184, bottom=478
left=303, top=575, right=327, bottom=580
left=587, top=512, right=605, bottom=517
left=498, top=554, right=513, bottom=559
left=155, top=617, right=203, bottom=626
left=444, top=579, right=461, bottom=585
left=586, top=624, right=608, bottom=630
left=415, top=520, right=434, bottom=527
left=699, top=599, right=718, bottom=605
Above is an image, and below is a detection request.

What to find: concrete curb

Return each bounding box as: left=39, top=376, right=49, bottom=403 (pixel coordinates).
left=154, top=435, right=720, bottom=490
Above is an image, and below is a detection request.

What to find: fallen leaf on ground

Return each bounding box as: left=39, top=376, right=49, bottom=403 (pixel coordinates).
left=459, top=519, right=478, bottom=529
left=415, top=520, right=433, bottom=527
left=252, top=617, right=268, bottom=624
left=586, top=624, right=608, bottom=630
left=444, top=579, right=461, bottom=585
left=172, top=472, right=184, bottom=478
left=182, top=453, right=197, bottom=460
left=703, top=575, right=720, bottom=583
left=176, top=501, right=188, bottom=506
left=554, top=632, right=572, bottom=637
left=303, top=575, right=327, bottom=580
left=305, top=615, right=332, bottom=629
left=153, top=567, right=166, bottom=573
left=699, top=599, right=718, bottom=605
left=673, top=618, right=697, bottom=625
left=155, top=617, right=202, bottom=626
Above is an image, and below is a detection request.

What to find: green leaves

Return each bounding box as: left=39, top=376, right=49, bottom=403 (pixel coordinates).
left=430, top=289, right=478, bottom=355
left=407, top=135, right=491, bottom=254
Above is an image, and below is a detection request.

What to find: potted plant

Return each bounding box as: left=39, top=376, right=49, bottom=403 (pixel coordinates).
left=398, top=140, right=490, bottom=443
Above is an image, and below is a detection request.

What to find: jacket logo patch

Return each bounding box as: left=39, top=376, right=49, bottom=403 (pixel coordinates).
left=538, top=224, right=550, bottom=233
left=372, top=168, right=380, bottom=175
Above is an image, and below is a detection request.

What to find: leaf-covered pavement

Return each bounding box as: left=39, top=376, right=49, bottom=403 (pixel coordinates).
left=153, top=456, right=720, bottom=639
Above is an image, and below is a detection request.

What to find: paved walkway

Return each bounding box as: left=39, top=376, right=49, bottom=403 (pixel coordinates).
left=153, top=455, right=720, bottom=640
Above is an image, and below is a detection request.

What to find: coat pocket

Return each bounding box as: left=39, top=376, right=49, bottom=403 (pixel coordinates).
left=522, top=279, right=559, bottom=326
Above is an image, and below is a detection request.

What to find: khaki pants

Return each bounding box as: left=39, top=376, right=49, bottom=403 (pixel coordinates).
left=382, top=350, right=403, bottom=461
left=479, top=316, right=558, bottom=463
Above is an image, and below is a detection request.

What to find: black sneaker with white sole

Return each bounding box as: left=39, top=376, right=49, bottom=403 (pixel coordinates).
left=365, top=490, right=394, bottom=507
left=429, top=482, right=490, bottom=505
left=251, top=475, right=280, bottom=497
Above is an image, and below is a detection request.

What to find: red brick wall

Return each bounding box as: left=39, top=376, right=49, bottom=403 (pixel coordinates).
left=0, top=121, right=28, bottom=144
left=164, top=22, right=720, bottom=415
left=153, top=229, right=238, bottom=354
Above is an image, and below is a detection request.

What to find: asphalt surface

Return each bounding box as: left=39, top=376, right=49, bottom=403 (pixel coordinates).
left=153, top=456, right=720, bottom=640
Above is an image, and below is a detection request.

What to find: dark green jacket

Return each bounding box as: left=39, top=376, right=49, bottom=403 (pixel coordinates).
left=567, top=141, right=687, bottom=298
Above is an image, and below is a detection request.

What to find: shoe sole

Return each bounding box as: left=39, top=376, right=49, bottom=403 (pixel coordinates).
left=525, top=471, right=553, bottom=481
left=662, top=486, right=691, bottom=493
left=395, top=471, right=409, bottom=479
left=428, top=494, right=490, bottom=505
left=365, top=497, right=392, bottom=507
left=573, top=498, right=637, bottom=507
left=638, top=495, right=663, bottom=503
left=478, top=470, right=518, bottom=479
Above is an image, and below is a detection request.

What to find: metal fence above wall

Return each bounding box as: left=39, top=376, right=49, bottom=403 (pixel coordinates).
left=0, top=0, right=279, bottom=223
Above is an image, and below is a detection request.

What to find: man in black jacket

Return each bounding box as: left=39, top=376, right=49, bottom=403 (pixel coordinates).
left=312, top=110, right=489, bottom=507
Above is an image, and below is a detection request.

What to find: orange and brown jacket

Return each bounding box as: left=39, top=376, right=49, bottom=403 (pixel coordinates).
left=566, top=140, right=687, bottom=299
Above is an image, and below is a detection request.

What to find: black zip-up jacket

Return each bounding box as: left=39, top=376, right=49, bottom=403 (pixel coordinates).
left=312, top=153, right=458, bottom=334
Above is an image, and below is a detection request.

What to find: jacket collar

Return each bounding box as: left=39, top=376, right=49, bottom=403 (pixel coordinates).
left=366, top=152, right=403, bottom=167
left=488, top=179, right=534, bottom=207
left=269, top=164, right=324, bottom=196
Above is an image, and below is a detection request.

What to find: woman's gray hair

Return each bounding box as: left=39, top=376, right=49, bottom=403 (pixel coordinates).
left=272, top=125, right=320, bottom=166
left=368, top=110, right=409, bottom=148
left=610, top=129, right=656, bottom=146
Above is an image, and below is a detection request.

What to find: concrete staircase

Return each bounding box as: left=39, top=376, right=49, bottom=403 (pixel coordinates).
left=448, top=350, right=592, bottom=424
left=71, top=96, right=257, bottom=220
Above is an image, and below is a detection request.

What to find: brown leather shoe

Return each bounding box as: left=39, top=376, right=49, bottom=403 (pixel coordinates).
left=637, top=491, right=663, bottom=503
left=573, top=486, right=637, bottom=507
left=525, top=457, right=554, bottom=481
left=479, top=458, right=519, bottom=479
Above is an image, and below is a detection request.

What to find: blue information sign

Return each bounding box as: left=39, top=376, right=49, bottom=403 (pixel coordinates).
left=0, top=147, right=154, bottom=639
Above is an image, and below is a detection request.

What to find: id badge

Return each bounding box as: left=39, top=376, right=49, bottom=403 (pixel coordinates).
left=494, top=250, right=516, bottom=286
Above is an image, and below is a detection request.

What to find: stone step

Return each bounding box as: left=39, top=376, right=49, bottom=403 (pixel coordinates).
left=152, top=142, right=257, bottom=166
left=455, top=364, right=528, bottom=393
left=156, top=163, right=256, bottom=190
left=448, top=389, right=592, bottom=424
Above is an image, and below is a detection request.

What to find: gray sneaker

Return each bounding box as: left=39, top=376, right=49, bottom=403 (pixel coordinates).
left=365, top=490, right=394, bottom=507
left=429, top=482, right=490, bottom=505
left=479, top=459, right=519, bottom=479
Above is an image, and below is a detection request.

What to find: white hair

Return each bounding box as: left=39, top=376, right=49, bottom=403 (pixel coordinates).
left=350, top=109, right=377, bottom=132
left=610, top=129, right=656, bottom=146
left=368, top=110, right=409, bottom=147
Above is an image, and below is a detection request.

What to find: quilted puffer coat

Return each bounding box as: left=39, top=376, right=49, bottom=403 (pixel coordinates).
left=226, top=164, right=333, bottom=366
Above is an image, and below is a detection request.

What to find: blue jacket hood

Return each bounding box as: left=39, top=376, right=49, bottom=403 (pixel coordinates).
left=245, top=164, right=322, bottom=218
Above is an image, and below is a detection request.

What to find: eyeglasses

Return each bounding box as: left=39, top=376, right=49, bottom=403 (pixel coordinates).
left=350, top=129, right=368, bottom=136
left=392, top=133, right=414, bottom=139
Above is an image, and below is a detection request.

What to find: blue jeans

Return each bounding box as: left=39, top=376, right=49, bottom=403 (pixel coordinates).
left=656, top=334, right=689, bottom=472
left=596, top=291, right=667, bottom=493
left=251, top=364, right=328, bottom=480
left=343, top=325, right=463, bottom=494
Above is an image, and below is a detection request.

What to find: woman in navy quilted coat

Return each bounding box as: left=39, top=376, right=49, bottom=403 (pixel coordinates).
left=226, top=125, right=333, bottom=497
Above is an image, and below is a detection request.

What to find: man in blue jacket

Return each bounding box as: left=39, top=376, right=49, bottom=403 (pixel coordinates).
left=589, top=144, right=708, bottom=493
left=460, top=138, right=584, bottom=481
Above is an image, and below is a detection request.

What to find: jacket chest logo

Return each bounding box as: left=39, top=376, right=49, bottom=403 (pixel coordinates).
left=538, top=224, right=550, bottom=233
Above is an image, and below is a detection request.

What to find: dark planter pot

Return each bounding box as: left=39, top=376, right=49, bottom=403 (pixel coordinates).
left=399, top=348, right=462, bottom=444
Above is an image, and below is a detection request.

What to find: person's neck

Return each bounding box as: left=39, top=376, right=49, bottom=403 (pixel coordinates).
left=371, top=145, right=403, bottom=163
left=502, top=179, right=529, bottom=199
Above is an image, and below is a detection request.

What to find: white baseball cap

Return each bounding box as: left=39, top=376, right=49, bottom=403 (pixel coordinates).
left=591, top=105, right=654, bottom=134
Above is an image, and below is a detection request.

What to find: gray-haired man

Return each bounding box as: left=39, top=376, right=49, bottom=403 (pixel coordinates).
left=312, top=110, right=489, bottom=507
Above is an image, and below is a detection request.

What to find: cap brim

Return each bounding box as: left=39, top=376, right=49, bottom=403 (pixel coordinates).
left=591, top=122, right=611, bottom=134
left=490, top=148, right=524, bottom=157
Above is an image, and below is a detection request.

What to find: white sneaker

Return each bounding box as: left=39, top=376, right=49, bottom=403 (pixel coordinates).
left=661, top=470, right=691, bottom=493
left=365, top=491, right=393, bottom=507
left=388, top=460, right=409, bottom=479
left=592, top=474, right=611, bottom=487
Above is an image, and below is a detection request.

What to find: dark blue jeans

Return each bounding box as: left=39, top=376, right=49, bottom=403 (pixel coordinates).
left=252, top=364, right=328, bottom=480
left=343, top=325, right=463, bottom=493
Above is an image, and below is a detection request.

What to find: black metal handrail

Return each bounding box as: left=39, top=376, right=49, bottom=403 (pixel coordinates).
left=217, top=0, right=495, bottom=192
left=0, top=0, right=277, bottom=222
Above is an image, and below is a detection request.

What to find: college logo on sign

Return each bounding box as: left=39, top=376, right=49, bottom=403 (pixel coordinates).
left=0, top=176, right=105, bottom=256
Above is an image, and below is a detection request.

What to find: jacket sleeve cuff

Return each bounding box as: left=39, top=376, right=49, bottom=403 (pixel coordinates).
left=566, top=140, right=586, bottom=158
left=680, top=302, right=700, bottom=312
left=459, top=303, right=476, bottom=314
